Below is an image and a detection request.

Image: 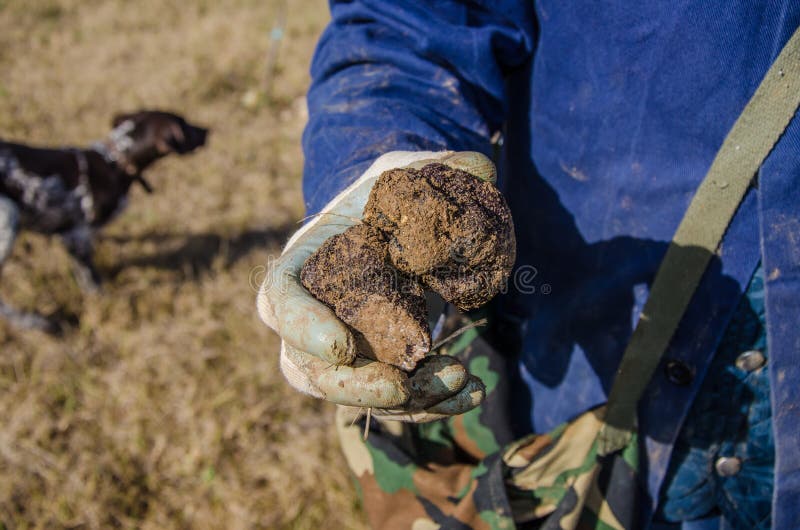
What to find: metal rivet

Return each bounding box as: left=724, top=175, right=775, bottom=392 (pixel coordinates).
left=735, top=350, right=766, bottom=372
left=664, top=360, right=694, bottom=386
left=715, top=456, right=742, bottom=477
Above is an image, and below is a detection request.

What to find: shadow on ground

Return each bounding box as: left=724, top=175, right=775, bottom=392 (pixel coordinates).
left=100, top=223, right=294, bottom=279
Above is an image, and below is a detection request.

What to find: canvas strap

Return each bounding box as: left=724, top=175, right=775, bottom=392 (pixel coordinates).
left=598, top=25, right=800, bottom=455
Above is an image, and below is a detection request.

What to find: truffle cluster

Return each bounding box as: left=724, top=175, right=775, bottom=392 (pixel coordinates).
left=301, top=163, right=516, bottom=371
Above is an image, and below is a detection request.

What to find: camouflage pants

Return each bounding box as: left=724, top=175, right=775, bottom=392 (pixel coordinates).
left=337, top=312, right=640, bottom=530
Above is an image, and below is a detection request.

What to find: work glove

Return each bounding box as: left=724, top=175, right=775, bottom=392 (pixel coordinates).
left=257, top=151, right=497, bottom=422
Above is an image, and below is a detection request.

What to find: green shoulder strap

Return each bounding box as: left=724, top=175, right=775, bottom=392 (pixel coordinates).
left=598, top=25, right=800, bottom=455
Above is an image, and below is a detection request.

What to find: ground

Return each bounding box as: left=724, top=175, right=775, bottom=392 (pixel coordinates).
left=0, top=1, right=368, bottom=528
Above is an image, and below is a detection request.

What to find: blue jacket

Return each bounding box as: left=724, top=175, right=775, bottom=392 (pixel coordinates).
left=301, top=1, right=800, bottom=527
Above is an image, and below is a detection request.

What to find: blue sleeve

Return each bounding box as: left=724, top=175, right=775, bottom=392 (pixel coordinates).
left=302, top=0, right=535, bottom=213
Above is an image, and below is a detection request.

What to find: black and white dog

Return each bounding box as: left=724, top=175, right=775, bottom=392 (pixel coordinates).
left=0, top=110, right=208, bottom=331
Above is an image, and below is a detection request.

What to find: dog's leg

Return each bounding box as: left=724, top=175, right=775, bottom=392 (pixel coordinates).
left=0, top=300, right=60, bottom=333
left=61, top=224, right=101, bottom=293
left=0, top=196, right=18, bottom=265
left=0, top=196, right=60, bottom=333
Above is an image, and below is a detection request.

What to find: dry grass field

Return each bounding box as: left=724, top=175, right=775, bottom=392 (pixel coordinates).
left=0, top=1, right=369, bottom=528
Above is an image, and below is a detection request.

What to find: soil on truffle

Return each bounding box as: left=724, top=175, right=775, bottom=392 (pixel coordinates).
left=363, top=163, right=516, bottom=310
left=300, top=224, right=431, bottom=371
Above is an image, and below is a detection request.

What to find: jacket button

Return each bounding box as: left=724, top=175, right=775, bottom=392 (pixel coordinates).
left=715, top=456, right=742, bottom=477
left=664, top=360, right=693, bottom=386
left=735, top=350, right=766, bottom=372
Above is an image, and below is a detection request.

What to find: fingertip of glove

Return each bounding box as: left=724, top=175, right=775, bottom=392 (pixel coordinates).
left=400, top=151, right=497, bottom=183
left=425, top=375, right=485, bottom=415
left=440, top=152, right=497, bottom=183
left=407, top=356, right=468, bottom=409
left=329, top=328, right=357, bottom=365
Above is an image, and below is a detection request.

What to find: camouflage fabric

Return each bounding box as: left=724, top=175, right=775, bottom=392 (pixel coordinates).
left=336, top=312, right=640, bottom=530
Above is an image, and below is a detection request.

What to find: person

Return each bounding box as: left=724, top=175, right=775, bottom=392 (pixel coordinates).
left=258, top=2, right=800, bottom=528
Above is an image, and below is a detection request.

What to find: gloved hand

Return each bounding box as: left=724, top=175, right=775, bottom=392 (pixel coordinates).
left=257, top=151, right=497, bottom=422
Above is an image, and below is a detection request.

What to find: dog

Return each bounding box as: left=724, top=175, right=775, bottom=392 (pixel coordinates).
left=0, top=110, right=208, bottom=332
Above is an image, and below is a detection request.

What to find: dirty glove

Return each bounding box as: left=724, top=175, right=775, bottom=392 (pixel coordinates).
left=257, top=151, right=496, bottom=421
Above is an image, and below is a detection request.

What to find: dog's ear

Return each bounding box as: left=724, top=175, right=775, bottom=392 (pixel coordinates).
left=155, top=121, right=186, bottom=154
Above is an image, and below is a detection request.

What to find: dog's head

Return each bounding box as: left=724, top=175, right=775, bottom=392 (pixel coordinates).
left=108, top=110, right=208, bottom=173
